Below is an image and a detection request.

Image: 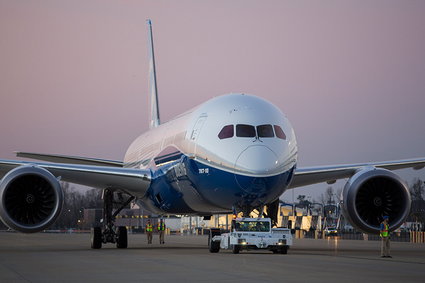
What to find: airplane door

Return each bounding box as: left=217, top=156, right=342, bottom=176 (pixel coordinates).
left=190, top=114, right=207, bottom=141
left=190, top=114, right=207, bottom=153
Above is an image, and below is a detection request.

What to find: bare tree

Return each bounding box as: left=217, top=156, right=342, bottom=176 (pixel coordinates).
left=410, top=178, right=424, bottom=201
left=296, top=195, right=313, bottom=215
left=336, top=187, right=343, bottom=203
left=325, top=186, right=335, bottom=205
left=52, top=183, right=102, bottom=229
left=409, top=178, right=425, bottom=230
left=319, top=193, right=326, bottom=207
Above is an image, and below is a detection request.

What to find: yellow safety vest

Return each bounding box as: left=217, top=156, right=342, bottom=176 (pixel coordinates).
left=146, top=224, right=153, bottom=232
left=158, top=222, right=165, bottom=231
left=380, top=223, right=389, bottom=237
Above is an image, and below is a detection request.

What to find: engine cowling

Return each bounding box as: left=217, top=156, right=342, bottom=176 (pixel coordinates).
left=0, top=165, right=63, bottom=233
left=341, top=167, right=411, bottom=234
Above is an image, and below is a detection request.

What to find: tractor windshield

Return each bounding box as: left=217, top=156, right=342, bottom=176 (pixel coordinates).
left=233, top=220, right=270, bottom=232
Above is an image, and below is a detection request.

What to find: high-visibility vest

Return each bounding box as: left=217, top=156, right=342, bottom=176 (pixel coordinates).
left=380, top=223, right=389, bottom=237
left=146, top=224, right=153, bottom=232
left=158, top=222, right=165, bottom=231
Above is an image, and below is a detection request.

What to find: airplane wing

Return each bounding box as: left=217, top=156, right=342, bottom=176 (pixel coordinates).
left=0, top=159, right=150, bottom=197
left=15, top=152, right=123, bottom=167
left=290, top=158, right=425, bottom=188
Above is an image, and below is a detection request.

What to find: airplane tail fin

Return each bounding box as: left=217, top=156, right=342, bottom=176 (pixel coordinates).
left=147, top=19, right=160, bottom=128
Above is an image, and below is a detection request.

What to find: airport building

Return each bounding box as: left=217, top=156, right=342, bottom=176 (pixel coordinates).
left=79, top=199, right=424, bottom=238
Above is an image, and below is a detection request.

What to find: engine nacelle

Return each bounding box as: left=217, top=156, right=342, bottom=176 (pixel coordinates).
left=341, top=167, right=411, bottom=234
left=0, top=165, right=63, bottom=233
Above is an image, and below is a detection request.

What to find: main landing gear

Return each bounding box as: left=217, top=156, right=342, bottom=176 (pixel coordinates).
left=91, top=189, right=134, bottom=249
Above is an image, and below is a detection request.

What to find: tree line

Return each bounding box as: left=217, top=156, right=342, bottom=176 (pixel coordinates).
left=51, top=182, right=103, bottom=230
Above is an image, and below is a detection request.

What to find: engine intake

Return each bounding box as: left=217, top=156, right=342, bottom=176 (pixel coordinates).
left=0, top=166, right=63, bottom=233
left=341, top=168, right=411, bottom=234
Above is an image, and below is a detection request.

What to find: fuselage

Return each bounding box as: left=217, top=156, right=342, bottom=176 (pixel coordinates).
left=123, top=94, right=298, bottom=215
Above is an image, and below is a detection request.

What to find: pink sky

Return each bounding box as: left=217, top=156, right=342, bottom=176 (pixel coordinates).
left=1, top=0, right=425, bottom=199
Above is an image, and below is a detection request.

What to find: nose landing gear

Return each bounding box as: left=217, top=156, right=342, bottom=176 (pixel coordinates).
left=236, top=199, right=279, bottom=227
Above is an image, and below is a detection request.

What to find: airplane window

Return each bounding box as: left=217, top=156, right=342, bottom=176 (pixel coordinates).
left=257, top=124, right=274, bottom=138
left=218, top=125, right=234, bottom=139
left=274, top=125, right=286, bottom=140
left=236, top=124, right=256, bottom=137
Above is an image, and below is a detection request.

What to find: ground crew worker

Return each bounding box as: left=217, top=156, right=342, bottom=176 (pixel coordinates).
left=380, top=215, right=391, bottom=258
left=158, top=219, right=166, bottom=244
left=146, top=219, right=153, bottom=244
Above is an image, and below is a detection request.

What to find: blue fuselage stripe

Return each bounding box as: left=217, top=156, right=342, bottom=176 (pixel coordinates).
left=140, top=154, right=294, bottom=214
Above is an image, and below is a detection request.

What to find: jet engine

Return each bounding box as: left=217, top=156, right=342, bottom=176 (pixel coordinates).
left=0, top=165, right=63, bottom=233
left=341, top=167, right=411, bottom=234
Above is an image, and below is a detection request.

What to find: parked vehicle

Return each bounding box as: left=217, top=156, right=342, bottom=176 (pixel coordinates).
left=209, top=217, right=292, bottom=254
left=324, top=227, right=338, bottom=236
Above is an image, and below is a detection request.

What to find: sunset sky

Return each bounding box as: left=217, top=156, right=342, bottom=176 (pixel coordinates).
left=1, top=0, right=425, bottom=199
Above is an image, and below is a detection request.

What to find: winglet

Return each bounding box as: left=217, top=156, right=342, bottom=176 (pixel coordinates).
left=147, top=19, right=160, bottom=128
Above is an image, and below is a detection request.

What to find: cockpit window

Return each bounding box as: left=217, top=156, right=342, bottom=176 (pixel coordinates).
left=257, top=124, right=274, bottom=138
left=274, top=125, right=286, bottom=140
left=236, top=124, right=256, bottom=137
left=219, top=124, right=287, bottom=140
left=218, top=125, right=234, bottom=139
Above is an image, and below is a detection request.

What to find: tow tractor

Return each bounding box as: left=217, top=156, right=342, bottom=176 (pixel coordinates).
left=208, top=217, right=292, bottom=254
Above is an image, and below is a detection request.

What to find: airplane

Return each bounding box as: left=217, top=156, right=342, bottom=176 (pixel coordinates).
left=1, top=20, right=424, bottom=249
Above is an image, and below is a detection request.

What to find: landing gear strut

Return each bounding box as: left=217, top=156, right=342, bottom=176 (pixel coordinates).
left=264, top=199, right=279, bottom=227
left=91, top=189, right=134, bottom=249
left=236, top=199, right=280, bottom=227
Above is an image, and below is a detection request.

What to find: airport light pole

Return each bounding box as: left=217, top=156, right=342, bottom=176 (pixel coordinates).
left=292, top=188, right=295, bottom=216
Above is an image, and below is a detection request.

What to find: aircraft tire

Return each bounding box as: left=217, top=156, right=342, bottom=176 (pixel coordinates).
left=116, top=226, right=128, bottom=249
left=208, top=228, right=221, bottom=253
left=279, top=246, right=288, bottom=254
left=91, top=227, right=102, bottom=249
left=209, top=241, right=220, bottom=253
left=232, top=245, right=240, bottom=254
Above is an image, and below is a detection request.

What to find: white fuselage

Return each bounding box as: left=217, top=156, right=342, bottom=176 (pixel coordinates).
left=124, top=94, right=297, bottom=175
left=122, top=94, right=298, bottom=215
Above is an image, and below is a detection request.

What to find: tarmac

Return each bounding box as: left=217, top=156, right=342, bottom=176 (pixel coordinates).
left=0, top=232, right=424, bottom=283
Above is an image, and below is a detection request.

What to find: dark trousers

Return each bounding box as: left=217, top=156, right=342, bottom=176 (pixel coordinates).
left=159, top=231, right=165, bottom=244
left=381, top=236, right=390, bottom=256
left=147, top=231, right=153, bottom=244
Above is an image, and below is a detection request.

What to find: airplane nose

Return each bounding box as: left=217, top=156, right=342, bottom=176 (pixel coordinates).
left=234, top=145, right=278, bottom=175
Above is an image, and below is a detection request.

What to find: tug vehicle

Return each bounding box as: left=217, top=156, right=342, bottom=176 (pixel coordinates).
left=208, top=217, right=292, bottom=254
